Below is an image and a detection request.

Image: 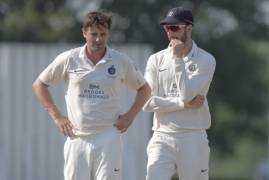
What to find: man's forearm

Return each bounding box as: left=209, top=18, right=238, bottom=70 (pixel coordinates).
left=143, top=96, right=185, bottom=112
left=126, top=82, right=151, bottom=118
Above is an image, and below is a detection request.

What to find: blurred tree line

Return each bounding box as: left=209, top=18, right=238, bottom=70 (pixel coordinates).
left=1, top=0, right=268, bottom=179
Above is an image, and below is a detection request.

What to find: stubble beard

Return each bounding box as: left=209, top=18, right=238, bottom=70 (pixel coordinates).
left=91, top=45, right=105, bottom=53
left=180, top=29, right=188, bottom=43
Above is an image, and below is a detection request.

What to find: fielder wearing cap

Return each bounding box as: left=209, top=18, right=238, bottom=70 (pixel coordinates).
left=143, top=6, right=216, bottom=180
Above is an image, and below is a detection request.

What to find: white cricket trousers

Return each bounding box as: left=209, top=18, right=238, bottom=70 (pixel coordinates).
left=146, top=130, right=210, bottom=180
left=64, top=128, right=122, bottom=180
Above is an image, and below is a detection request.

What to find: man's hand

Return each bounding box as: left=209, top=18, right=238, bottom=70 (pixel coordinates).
left=169, top=39, right=185, bottom=58
left=184, top=95, right=205, bottom=109
left=114, top=113, right=134, bottom=133
left=32, top=79, right=76, bottom=138
left=54, top=116, right=75, bottom=137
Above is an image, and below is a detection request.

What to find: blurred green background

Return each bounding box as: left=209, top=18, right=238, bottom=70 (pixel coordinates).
left=1, top=0, right=268, bottom=179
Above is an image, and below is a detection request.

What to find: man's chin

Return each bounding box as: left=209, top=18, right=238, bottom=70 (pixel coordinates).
left=169, top=37, right=179, bottom=41
left=92, top=46, right=105, bottom=52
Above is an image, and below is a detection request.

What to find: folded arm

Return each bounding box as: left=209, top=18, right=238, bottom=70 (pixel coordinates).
left=175, top=57, right=216, bottom=103
left=143, top=94, right=204, bottom=112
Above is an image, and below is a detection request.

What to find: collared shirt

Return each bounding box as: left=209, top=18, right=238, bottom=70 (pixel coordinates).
left=39, top=45, right=145, bottom=135
left=143, top=41, right=216, bottom=133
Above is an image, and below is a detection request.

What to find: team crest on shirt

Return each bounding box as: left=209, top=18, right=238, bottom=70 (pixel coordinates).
left=106, top=65, right=117, bottom=78
left=188, top=64, right=197, bottom=72
left=108, top=65, right=116, bottom=75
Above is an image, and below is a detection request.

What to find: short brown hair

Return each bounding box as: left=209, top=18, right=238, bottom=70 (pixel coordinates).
left=82, top=11, right=112, bottom=31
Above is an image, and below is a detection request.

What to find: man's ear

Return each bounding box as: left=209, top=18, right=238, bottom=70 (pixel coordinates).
left=82, top=28, right=85, bottom=37
left=186, top=25, right=192, bottom=33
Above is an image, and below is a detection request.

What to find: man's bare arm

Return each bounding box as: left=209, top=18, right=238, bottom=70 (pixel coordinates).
left=114, top=82, right=151, bottom=133
left=32, top=79, right=75, bottom=137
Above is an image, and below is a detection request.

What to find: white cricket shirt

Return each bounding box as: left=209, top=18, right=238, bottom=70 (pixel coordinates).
left=39, top=45, right=145, bottom=135
left=143, top=41, right=216, bottom=133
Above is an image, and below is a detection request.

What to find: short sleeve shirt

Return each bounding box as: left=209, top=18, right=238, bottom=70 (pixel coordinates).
left=39, top=45, right=145, bottom=135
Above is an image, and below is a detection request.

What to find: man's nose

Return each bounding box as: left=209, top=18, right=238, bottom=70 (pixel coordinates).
left=95, top=36, right=102, bottom=42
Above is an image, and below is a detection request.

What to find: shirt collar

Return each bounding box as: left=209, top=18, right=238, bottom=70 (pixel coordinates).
left=183, top=41, right=198, bottom=62
left=79, top=44, right=113, bottom=64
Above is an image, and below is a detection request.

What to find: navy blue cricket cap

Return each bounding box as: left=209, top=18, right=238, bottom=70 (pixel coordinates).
left=160, top=7, right=194, bottom=26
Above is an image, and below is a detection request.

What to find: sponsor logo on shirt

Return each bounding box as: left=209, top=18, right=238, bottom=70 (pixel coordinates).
left=78, top=83, right=109, bottom=99
left=89, top=84, right=100, bottom=89
left=167, top=83, right=180, bottom=97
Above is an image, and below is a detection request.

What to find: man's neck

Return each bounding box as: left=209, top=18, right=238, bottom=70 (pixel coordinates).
left=86, top=47, right=106, bottom=65
left=183, top=39, right=193, bottom=57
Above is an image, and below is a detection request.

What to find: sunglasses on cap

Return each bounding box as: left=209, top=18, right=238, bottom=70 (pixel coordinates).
left=164, top=25, right=186, bottom=32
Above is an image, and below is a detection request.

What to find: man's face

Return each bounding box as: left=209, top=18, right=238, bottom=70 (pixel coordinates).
left=163, top=24, right=190, bottom=43
left=82, top=25, right=109, bottom=52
